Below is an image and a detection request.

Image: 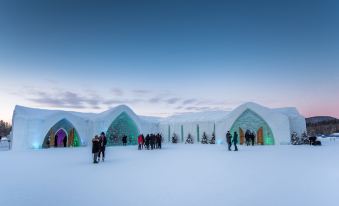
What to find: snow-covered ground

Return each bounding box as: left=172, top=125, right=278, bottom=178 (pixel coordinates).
left=1, top=143, right=338, bottom=206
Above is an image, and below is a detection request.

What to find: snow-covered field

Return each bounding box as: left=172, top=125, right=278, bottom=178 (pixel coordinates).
left=1, top=143, right=338, bottom=206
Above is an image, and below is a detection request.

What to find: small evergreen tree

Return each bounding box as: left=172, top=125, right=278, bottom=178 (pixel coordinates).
left=172, top=133, right=178, bottom=143
left=291, top=132, right=301, bottom=145
left=209, top=132, right=215, bottom=144
left=185, top=133, right=193, bottom=144
left=201, top=132, right=208, bottom=144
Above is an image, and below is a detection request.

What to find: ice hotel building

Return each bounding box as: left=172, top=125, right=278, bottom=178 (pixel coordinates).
left=11, top=102, right=306, bottom=150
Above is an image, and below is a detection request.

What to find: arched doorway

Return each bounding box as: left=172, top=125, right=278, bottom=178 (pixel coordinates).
left=230, top=109, right=274, bottom=145
left=55, top=128, right=67, bottom=147
left=42, top=119, right=81, bottom=148
left=106, top=112, right=139, bottom=146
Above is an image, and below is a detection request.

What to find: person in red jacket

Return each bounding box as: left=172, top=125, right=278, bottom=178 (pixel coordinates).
left=138, top=134, right=144, bottom=150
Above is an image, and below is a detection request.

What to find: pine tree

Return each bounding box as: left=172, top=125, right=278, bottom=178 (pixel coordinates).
left=291, top=132, right=301, bottom=145
left=201, top=132, right=208, bottom=144
left=185, top=133, right=193, bottom=144
left=172, top=133, right=178, bottom=143
left=209, top=132, right=215, bottom=144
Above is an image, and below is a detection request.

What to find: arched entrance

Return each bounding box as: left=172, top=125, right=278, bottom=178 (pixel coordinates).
left=55, top=128, right=67, bottom=147
left=230, top=109, right=274, bottom=145
left=106, top=112, right=139, bottom=146
left=42, top=119, right=81, bottom=148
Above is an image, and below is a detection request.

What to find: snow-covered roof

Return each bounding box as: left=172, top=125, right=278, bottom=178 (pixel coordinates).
left=14, top=102, right=305, bottom=124
left=14, top=105, right=97, bottom=120
left=273, top=107, right=304, bottom=118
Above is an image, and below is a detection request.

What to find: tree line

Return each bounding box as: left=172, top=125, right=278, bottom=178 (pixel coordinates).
left=0, top=120, right=12, bottom=137
left=306, top=118, right=339, bottom=136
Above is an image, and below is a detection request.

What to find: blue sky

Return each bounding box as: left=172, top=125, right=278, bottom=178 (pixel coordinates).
left=0, top=0, right=339, bottom=122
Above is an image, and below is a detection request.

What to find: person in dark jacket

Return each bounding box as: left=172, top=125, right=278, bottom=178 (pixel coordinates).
left=54, top=134, right=58, bottom=147
left=155, top=134, right=159, bottom=149
left=233, top=131, right=238, bottom=151
left=63, top=136, right=67, bottom=147
left=157, top=134, right=162, bottom=149
left=145, top=134, right=150, bottom=150
left=150, top=134, right=155, bottom=150
left=92, top=135, right=100, bottom=164
left=250, top=132, right=255, bottom=146
left=245, top=130, right=250, bottom=146
left=122, top=135, right=127, bottom=146
left=98, top=132, right=107, bottom=162
left=226, top=131, right=232, bottom=151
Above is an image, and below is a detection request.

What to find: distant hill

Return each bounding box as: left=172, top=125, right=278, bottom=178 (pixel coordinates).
left=306, top=116, right=337, bottom=124
left=306, top=116, right=339, bottom=136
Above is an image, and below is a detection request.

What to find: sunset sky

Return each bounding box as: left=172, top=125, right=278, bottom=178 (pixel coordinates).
left=1, top=0, right=338, bottom=122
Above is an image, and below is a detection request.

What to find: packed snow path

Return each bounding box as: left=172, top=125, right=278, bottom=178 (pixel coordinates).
left=1, top=144, right=338, bottom=206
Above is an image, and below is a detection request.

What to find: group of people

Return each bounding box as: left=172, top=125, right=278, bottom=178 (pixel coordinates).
left=91, top=130, right=254, bottom=161
left=137, top=133, right=162, bottom=150
left=92, top=132, right=107, bottom=164
left=226, top=130, right=258, bottom=151
left=226, top=131, right=238, bottom=151
left=245, top=130, right=256, bottom=146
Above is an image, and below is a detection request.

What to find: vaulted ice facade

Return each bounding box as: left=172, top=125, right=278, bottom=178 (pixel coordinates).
left=11, top=102, right=306, bottom=150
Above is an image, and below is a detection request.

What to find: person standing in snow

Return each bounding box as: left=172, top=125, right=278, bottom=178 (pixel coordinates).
left=92, top=135, right=100, bottom=164
left=145, top=134, right=150, bottom=150
left=233, top=132, right=238, bottom=151
left=138, top=134, right=144, bottom=150
left=98, top=132, right=107, bottom=162
left=150, top=134, right=155, bottom=150
left=226, top=131, right=232, bottom=151
left=63, top=136, right=67, bottom=147
left=250, top=132, right=255, bottom=146
left=122, top=135, right=127, bottom=146
left=54, top=134, right=58, bottom=147
left=155, top=134, right=159, bottom=149
left=158, top=134, right=162, bottom=149
left=245, top=130, right=250, bottom=146
left=142, top=134, right=145, bottom=149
